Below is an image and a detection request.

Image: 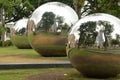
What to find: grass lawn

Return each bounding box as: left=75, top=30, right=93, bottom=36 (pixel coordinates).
left=0, top=68, right=53, bottom=80
left=0, top=46, right=68, bottom=62
left=0, top=68, right=120, bottom=80
left=0, top=46, right=40, bottom=57
left=0, top=46, right=38, bottom=57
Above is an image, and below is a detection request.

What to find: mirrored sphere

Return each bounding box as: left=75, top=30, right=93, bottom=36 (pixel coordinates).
left=28, top=2, right=78, bottom=56
left=11, top=18, right=32, bottom=49
left=67, top=13, right=120, bottom=78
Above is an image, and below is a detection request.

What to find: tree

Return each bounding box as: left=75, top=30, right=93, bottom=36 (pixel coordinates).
left=116, top=34, right=120, bottom=41
left=78, top=21, right=97, bottom=48
left=41, top=12, right=55, bottom=31
left=83, top=0, right=120, bottom=18
left=111, top=39, right=119, bottom=46
left=73, top=0, right=85, bottom=18
left=0, top=23, right=3, bottom=36
left=0, top=0, right=34, bottom=46
left=0, top=0, right=34, bottom=23
left=98, top=20, right=113, bottom=50
left=29, top=0, right=42, bottom=8
left=55, top=16, right=64, bottom=26
left=29, top=0, right=73, bottom=9
left=7, top=0, right=34, bottom=23
left=0, top=0, right=14, bottom=46
left=111, top=34, right=120, bottom=46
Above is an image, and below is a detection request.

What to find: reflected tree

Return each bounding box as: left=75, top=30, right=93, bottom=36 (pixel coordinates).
left=41, top=12, right=55, bottom=32
left=111, top=34, right=120, bottom=47
left=98, top=20, right=113, bottom=50
left=73, top=0, right=85, bottom=18
left=55, top=16, right=64, bottom=26
left=16, top=28, right=26, bottom=35
left=83, top=0, right=120, bottom=18
left=78, top=21, right=97, bottom=48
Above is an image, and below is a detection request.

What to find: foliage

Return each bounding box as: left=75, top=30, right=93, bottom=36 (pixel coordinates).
left=0, top=23, right=3, bottom=36
left=98, top=20, right=113, bottom=50
left=40, top=12, right=55, bottom=31
left=11, top=35, right=32, bottom=49
left=5, top=40, right=12, bottom=46
left=0, top=39, right=2, bottom=46
left=73, top=0, right=85, bottom=18
left=10, top=0, right=34, bottom=22
left=83, top=0, right=120, bottom=18
left=0, top=0, right=34, bottom=23
left=77, top=20, right=114, bottom=50
left=111, top=34, right=120, bottom=46
left=29, top=0, right=73, bottom=8
left=78, top=21, right=98, bottom=47
left=55, top=16, right=64, bottom=25
left=0, top=40, right=12, bottom=47
left=111, top=39, right=120, bottom=45
left=98, top=20, right=113, bottom=36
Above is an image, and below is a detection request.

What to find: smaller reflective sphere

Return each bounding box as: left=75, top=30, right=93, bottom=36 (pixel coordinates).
left=28, top=2, right=78, bottom=56
left=67, top=13, right=120, bottom=78
left=11, top=18, right=31, bottom=49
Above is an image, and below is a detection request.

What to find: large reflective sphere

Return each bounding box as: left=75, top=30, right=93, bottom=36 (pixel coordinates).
left=11, top=18, right=31, bottom=49
left=67, top=13, right=120, bottom=78
left=28, top=2, right=78, bottom=57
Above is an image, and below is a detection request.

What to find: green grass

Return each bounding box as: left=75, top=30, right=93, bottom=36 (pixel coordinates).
left=0, top=46, right=40, bottom=58
left=11, top=35, right=31, bottom=49
left=0, top=68, right=119, bottom=80
left=0, top=46, right=68, bottom=60
left=0, top=68, right=56, bottom=80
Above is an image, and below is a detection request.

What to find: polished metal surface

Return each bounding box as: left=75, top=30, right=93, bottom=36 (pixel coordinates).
left=67, top=13, right=120, bottom=78
left=68, top=13, right=120, bottom=50
left=11, top=18, right=31, bottom=49
left=27, top=2, right=78, bottom=56
left=11, top=18, right=28, bottom=36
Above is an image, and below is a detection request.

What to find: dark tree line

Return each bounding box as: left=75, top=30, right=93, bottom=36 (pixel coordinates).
left=78, top=20, right=114, bottom=50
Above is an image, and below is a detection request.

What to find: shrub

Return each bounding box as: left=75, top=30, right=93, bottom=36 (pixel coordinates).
left=5, top=40, right=13, bottom=46
left=11, top=35, right=32, bottom=49
left=0, top=40, right=2, bottom=46
left=0, top=40, right=13, bottom=47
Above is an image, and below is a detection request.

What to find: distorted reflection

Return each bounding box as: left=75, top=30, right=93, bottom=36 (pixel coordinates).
left=68, top=13, right=120, bottom=51
left=27, top=2, right=78, bottom=56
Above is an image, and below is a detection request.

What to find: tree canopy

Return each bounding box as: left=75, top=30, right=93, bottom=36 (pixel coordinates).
left=78, top=21, right=97, bottom=47
left=41, top=12, right=55, bottom=31
left=0, top=0, right=120, bottom=23
left=82, top=0, right=120, bottom=18
left=0, top=0, right=34, bottom=23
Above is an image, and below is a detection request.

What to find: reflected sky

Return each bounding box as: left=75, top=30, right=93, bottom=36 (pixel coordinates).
left=30, top=2, right=78, bottom=27
left=13, top=18, right=28, bottom=32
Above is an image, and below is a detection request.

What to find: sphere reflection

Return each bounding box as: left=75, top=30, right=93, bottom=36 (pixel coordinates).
left=11, top=18, right=31, bottom=49
left=67, top=13, right=120, bottom=78
left=28, top=2, right=78, bottom=56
